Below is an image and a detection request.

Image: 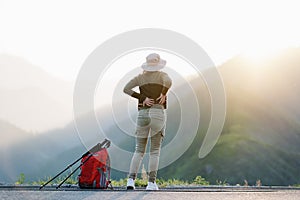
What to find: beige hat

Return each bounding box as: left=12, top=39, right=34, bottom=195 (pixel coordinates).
left=141, top=53, right=166, bottom=71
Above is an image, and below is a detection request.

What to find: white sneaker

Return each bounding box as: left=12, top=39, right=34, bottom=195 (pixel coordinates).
left=126, top=178, right=135, bottom=190
left=146, top=182, right=159, bottom=190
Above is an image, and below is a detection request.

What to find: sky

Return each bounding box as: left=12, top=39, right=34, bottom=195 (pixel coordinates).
left=1, top=0, right=300, bottom=81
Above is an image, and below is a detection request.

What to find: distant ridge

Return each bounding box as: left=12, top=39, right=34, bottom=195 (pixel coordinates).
left=0, top=54, right=73, bottom=132
left=1, top=48, right=300, bottom=185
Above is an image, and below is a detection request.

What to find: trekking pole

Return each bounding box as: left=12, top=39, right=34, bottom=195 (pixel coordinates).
left=39, top=139, right=111, bottom=190
left=56, top=153, right=93, bottom=189
left=39, top=156, right=82, bottom=190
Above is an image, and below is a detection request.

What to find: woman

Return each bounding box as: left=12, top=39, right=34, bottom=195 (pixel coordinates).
left=123, top=53, right=172, bottom=190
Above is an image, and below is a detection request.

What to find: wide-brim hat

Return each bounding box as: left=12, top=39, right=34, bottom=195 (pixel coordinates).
left=141, top=53, right=166, bottom=71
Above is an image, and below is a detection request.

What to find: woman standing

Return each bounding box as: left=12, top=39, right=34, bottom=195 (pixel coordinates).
left=123, top=53, right=172, bottom=190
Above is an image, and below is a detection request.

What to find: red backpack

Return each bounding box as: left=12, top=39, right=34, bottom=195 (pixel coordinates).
left=78, top=147, right=111, bottom=189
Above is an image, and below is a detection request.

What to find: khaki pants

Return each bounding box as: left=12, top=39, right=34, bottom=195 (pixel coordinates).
left=129, top=105, right=166, bottom=182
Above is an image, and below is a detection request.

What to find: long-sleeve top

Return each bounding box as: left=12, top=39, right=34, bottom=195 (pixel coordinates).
left=123, top=71, right=172, bottom=110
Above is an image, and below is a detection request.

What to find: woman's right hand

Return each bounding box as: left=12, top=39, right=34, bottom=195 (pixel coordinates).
left=143, top=97, right=154, bottom=107
left=156, top=93, right=166, bottom=105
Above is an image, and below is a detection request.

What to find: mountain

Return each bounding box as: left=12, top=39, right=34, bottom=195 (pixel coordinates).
left=160, top=48, right=300, bottom=185
left=0, top=119, right=32, bottom=181
left=0, top=119, right=82, bottom=182
left=219, top=48, right=300, bottom=153
left=0, top=71, right=203, bottom=182
left=1, top=48, right=300, bottom=185
left=0, top=54, right=73, bottom=132
left=160, top=132, right=300, bottom=186
left=0, top=101, right=129, bottom=182
left=0, top=119, right=32, bottom=150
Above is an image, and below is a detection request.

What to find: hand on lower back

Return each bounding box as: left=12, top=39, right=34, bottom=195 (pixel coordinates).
left=143, top=97, right=154, bottom=106
left=156, top=94, right=166, bottom=105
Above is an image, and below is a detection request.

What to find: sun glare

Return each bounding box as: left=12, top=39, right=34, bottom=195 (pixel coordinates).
left=242, top=46, right=282, bottom=63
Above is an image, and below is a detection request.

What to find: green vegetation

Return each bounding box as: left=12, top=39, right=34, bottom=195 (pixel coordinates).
left=159, top=128, right=300, bottom=186
left=215, top=179, right=229, bottom=186
left=29, top=175, right=77, bottom=186
left=193, top=176, right=210, bottom=185
left=15, top=173, right=25, bottom=185
left=93, top=176, right=209, bottom=188
left=15, top=173, right=300, bottom=188
left=16, top=174, right=210, bottom=187
left=293, top=184, right=300, bottom=188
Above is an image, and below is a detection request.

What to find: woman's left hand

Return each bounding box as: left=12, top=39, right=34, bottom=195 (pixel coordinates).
left=143, top=97, right=155, bottom=106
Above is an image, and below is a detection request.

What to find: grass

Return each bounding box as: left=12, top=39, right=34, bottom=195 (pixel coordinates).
left=15, top=173, right=210, bottom=187
left=15, top=173, right=25, bottom=185
left=16, top=174, right=78, bottom=186
left=20, top=173, right=300, bottom=188
left=107, top=176, right=209, bottom=188
left=294, top=184, right=300, bottom=187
